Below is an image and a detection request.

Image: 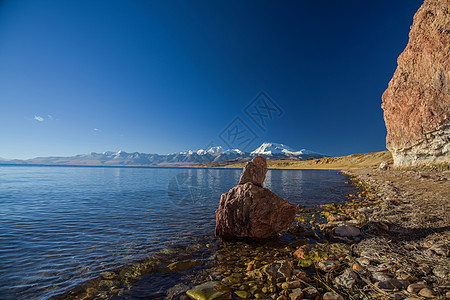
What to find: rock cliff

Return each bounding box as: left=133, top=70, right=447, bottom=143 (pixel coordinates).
left=381, top=0, right=450, bottom=166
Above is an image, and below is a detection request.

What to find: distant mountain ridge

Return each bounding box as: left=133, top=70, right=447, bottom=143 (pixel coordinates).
left=0, top=143, right=327, bottom=167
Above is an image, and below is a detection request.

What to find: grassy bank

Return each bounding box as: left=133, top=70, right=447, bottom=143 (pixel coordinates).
left=193, top=150, right=393, bottom=170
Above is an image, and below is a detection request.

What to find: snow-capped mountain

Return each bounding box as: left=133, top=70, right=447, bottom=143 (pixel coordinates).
left=251, top=142, right=325, bottom=157
left=0, top=143, right=326, bottom=167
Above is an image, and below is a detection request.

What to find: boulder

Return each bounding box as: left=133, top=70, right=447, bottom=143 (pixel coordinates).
left=381, top=0, right=450, bottom=166
left=215, top=183, right=297, bottom=239
left=238, top=155, right=267, bottom=187
left=216, top=156, right=297, bottom=239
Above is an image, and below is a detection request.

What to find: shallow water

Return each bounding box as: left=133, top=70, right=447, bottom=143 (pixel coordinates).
left=0, top=166, right=356, bottom=299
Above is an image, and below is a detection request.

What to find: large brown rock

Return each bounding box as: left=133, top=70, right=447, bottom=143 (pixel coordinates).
left=215, top=182, right=297, bottom=240
left=381, top=0, right=450, bottom=166
left=238, top=155, right=267, bottom=187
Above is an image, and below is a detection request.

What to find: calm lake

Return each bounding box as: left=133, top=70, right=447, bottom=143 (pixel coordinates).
left=0, top=166, right=356, bottom=299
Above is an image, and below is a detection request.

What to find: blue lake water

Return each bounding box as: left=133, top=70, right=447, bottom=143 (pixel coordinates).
left=0, top=166, right=356, bottom=299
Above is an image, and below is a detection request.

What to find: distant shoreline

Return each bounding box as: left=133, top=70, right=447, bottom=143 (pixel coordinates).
left=192, top=150, right=393, bottom=170
left=0, top=150, right=392, bottom=171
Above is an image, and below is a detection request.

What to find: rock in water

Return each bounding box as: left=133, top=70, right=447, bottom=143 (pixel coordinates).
left=216, top=156, right=297, bottom=239
left=381, top=0, right=450, bottom=166
left=238, top=155, right=267, bottom=187
left=215, top=183, right=297, bottom=239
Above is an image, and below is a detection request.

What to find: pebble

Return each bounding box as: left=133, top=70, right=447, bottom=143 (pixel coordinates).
left=334, top=225, right=361, bottom=237
left=303, top=286, right=319, bottom=298
left=289, top=288, right=303, bottom=300
left=234, top=290, right=249, bottom=299
left=318, top=260, right=340, bottom=272
left=372, top=271, right=392, bottom=282
left=334, top=269, right=357, bottom=289
left=396, top=272, right=416, bottom=282
left=407, top=282, right=428, bottom=293
left=374, top=279, right=408, bottom=291
left=418, top=288, right=436, bottom=298
left=323, top=292, right=344, bottom=300
left=281, top=281, right=301, bottom=290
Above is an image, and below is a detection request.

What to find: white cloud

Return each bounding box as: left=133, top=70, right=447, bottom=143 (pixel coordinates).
left=47, top=114, right=53, bottom=120
left=34, top=115, right=44, bottom=122
left=94, top=128, right=101, bottom=132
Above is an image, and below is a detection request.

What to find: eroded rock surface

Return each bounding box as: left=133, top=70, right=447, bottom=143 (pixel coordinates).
left=382, top=0, right=450, bottom=166
left=215, top=182, right=297, bottom=239
left=238, top=155, right=267, bottom=187
left=215, top=156, right=297, bottom=239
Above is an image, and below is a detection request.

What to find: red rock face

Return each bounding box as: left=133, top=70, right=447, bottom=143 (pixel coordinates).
left=215, top=182, right=297, bottom=240
left=381, top=0, right=450, bottom=166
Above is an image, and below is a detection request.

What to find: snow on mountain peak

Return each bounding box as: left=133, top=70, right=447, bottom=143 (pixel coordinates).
left=251, top=142, right=295, bottom=155
left=171, top=142, right=324, bottom=158
left=207, top=146, right=224, bottom=154
left=250, top=142, right=322, bottom=156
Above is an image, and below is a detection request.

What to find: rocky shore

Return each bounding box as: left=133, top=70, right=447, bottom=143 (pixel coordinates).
left=178, top=166, right=450, bottom=300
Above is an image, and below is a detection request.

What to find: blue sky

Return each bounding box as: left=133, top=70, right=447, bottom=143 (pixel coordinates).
left=0, top=0, right=423, bottom=159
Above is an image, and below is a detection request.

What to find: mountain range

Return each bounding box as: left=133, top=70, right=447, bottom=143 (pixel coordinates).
left=0, top=143, right=327, bottom=167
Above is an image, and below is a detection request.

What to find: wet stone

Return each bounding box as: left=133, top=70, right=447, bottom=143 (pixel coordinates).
left=100, top=271, right=117, bottom=280
left=98, top=280, right=115, bottom=291
left=167, top=283, right=190, bottom=299
left=186, top=281, right=232, bottom=300
left=167, top=260, right=201, bottom=272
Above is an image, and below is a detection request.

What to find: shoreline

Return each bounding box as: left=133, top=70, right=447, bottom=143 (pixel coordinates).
left=50, top=166, right=449, bottom=300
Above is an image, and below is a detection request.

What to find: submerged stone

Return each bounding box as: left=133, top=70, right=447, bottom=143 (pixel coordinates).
left=167, top=260, right=201, bottom=272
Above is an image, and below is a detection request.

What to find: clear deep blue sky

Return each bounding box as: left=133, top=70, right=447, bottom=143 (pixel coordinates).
left=0, top=0, right=423, bottom=159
